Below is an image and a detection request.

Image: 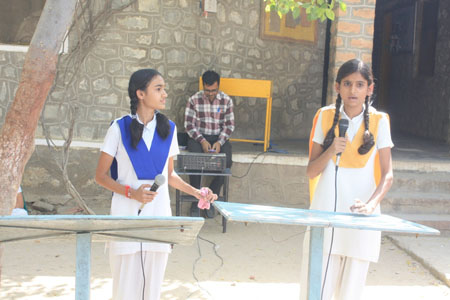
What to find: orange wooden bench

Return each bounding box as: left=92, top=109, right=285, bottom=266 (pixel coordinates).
left=199, top=77, right=273, bottom=151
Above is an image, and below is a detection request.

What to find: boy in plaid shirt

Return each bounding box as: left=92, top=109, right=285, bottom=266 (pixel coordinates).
left=184, top=70, right=234, bottom=217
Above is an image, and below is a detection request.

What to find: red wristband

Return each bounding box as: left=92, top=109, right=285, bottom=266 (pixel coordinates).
left=125, top=185, right=131, bottom=198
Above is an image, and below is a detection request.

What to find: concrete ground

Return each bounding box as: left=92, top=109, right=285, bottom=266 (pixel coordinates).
left=0, top=218, right=449, bottom=300
left=2, top=133, right=448, bottom=299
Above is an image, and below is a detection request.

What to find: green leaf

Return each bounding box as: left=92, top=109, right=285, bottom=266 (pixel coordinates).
left=340, top=1, right=347, bottom=12
left=292, top=6, right=301, bottom=20
left=310, top=9, right=319, bottom=20
left=265, top=4, right=271, bottom=13
left=325, top=9, right=335, bottom=20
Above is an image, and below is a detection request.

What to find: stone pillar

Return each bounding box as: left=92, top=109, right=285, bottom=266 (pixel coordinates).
left=326, top=0, right=376, bottom=104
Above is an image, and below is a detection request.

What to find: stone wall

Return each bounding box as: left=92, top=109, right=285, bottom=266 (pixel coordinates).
left=228, top=162, right=309, bottom=209
left=0, top=0, right=327, bottom=208
left=1, top=0, right=327, bottom=144
left=20, top=146, right=110, bottom=215
left=0, top=50, right=26, bottom=121
left=327, top=0, right=376, bottom=104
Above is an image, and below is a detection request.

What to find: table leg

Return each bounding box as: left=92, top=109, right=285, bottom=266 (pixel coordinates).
left=222, top=175, right=229, bottom=233
left=176, top=189, right=181, bottom=216
left=76, top=232, right=92, bottom=300
left=307, top=227, right=324, bottom=300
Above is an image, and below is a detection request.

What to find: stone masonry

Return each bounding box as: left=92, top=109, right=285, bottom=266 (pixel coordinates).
left=0, top=0, right=328, bottom=207
left=1, top=0, right=327, bottom=144
left=327, top=0, right=376, bottom=104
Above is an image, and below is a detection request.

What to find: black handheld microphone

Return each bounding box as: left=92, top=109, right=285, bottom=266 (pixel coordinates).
left=138, top=174, right=165, bottom=215
left=336, top=119, right=349, bottom=166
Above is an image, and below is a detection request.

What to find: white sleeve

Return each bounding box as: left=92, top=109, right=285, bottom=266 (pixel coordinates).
left=312, top=110, right=325, bottom=145
left=376, top=114, right=394, bottom=149
left=100, top=121, right=120, bottom=157
left=169, top=125, right=180, bottom=158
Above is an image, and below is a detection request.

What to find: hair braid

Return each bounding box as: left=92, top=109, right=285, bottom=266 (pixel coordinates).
left=323, top=94, right=342, bottom=151
left=156, top=111, right=170, bottom=139
left=127, top=69, right=164, bottom=149
left=358, top=96, right=374, bottom=154
left=130, top=95, right=138, bottom=116
left=130, top=97, right=144, bottom=149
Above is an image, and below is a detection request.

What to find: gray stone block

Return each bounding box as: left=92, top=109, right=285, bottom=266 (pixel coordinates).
left=117, top=15, right=150, bottom=30
left=30, top=200, right=55, bottom=213
left=88, top=108, right=114, bottom=122
left=167, top=49, right=187, bottom=65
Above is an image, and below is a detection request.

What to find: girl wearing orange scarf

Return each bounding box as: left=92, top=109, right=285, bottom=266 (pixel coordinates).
left=301, top=59, right=394, bottom=300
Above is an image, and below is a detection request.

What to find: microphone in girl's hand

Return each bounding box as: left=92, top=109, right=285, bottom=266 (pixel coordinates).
left=337, top=118, right=349, bottom=156
left=336, top=119, right=349, bottom=167
left=150, top=174, right=165, bottom=191
left=138, top=174, right=166, bottom=215
left=339, top=118, right=349, bottom=138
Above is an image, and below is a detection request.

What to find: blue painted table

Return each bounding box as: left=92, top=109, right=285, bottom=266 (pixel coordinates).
left=212, top=201, right=440, bottom=300
left=0, top=215, right=204, bottom=300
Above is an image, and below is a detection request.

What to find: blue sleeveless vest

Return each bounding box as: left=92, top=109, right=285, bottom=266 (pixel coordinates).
left=110, top=115, right=175, bottom=180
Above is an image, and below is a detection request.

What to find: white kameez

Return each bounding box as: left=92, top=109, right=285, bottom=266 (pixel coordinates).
left=300, top=106, right=393, bottom=300
left=101, top=114, right=179, bottom=300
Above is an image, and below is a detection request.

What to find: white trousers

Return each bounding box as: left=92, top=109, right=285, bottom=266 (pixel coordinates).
left=110, top=250, right=169, bottom=300
left=300, top=244, right=370, bottom=300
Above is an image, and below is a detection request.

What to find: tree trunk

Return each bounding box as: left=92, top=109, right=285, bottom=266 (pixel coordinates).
left=0, top=0, right=77, bottom=280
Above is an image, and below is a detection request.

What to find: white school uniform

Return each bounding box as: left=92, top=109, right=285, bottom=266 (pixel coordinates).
left=300, top=105, right=393, bottom=300
left=11, top=186, right=28, bottom=216
left=101, top=114, right=179, bottom=300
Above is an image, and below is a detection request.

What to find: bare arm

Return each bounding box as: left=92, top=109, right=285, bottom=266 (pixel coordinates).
left=95, top=152, right=156, bottom=204
left=306, top=137, right=347, bottom=179
left=167, top=156, right=217, bottom=202
left=350, top=147, right=393, bottom=214
left=15, top=192, right=24, bottom=209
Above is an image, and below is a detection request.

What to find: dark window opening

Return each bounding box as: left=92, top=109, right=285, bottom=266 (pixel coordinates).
left=418, top=0, right=439, bottom=77
left=0, top=0, right=46, bottom=45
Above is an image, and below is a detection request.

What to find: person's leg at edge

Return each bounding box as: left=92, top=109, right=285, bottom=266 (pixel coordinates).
left=299, top=232, right=342, bottom=300
left=110, top=250, right=169, bottom=300
left=334, top=257, right=370, bottom=300
left=143, top=252, right=169, bottom=300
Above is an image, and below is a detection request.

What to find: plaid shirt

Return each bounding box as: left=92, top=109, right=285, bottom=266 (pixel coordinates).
left=184, top=90, right=235, bottom=145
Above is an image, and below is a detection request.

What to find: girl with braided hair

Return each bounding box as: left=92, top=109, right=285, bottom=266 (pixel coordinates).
left=96, top=69, right=217, bottom=300
left=300, top=59, right=394, bottom=300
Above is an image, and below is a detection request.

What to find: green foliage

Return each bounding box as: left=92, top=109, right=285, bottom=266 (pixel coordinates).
left=264, top=0, right=347, bottom=22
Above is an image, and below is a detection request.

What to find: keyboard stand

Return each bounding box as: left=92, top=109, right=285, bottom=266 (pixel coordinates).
left=175, top=168, right=231, bottom=233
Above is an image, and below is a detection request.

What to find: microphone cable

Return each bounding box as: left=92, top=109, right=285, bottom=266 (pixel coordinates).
left=187, top=235, right=224, bottom=299
left=320, top=163, right=339, bottom=300
left=140, top=242, right=146, bottom=300
left=232, top=151, right=265, bottom=179
left=136, top=206, right=146, bottom=300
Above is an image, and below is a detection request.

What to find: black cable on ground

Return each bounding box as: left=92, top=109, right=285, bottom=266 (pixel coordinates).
left=187, top=235, right=224, bottom=299
left=232, top=151, right=265, bottom=179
